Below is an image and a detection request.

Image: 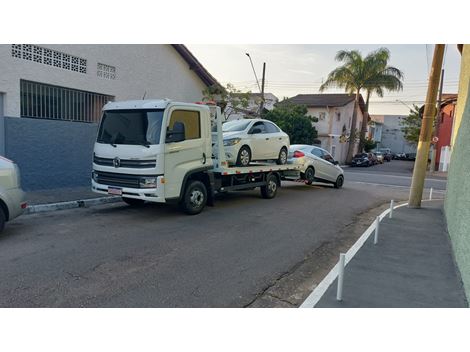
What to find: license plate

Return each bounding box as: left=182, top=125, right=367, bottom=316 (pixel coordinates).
left=108, top=187, right=122, bottom=195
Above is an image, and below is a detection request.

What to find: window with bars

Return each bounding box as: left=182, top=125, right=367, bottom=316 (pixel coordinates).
left=20, top=80, right=114, bottom=123
left=97, top=63, right=116, bottom=80
left=11, top=44, right=87, bottom=74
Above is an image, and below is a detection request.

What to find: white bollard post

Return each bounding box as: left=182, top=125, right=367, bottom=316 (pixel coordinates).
left=336, top=253, right=346, bottom=301
left=389, top=199, right=394, bottom=219
left=374, top=216, right=380, bottom=245
left=429, top=187, right=433, bottom=200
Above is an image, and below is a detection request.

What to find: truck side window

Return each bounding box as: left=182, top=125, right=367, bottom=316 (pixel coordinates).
left=168, top=110, right=201, bottom=140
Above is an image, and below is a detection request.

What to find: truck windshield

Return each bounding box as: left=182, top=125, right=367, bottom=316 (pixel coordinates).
left=97, top=109, right=164, bottom=146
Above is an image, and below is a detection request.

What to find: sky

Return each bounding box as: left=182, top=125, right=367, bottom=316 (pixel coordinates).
left=188, top=44, right=461, bottom=116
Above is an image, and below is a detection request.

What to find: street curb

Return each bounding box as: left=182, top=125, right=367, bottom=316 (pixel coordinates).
left=25, top=196, right=121, bottom=214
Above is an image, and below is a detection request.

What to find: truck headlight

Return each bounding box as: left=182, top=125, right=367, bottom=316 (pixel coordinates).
left=92, top=171, right=99, bottom=182
left=140, top=177, right=157, bottom=188
left=223, top=138, right=241, bottom=146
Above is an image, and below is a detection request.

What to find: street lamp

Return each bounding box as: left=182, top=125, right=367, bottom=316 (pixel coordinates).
left=246, top=53, right=266, bottom=115
left=245, top=53, right=261, bottom=92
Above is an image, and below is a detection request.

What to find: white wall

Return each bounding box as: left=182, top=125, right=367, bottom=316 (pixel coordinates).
left=0, top=44, right=208, bottom=117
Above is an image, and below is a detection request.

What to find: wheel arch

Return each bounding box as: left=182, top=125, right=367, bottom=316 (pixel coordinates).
left=0, top=198, right=9, bottom=221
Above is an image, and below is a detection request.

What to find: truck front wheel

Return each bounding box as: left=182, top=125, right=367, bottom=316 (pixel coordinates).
left=180, top=180, right=207, bottom=215
left=260, top=174, right=278, bottom=199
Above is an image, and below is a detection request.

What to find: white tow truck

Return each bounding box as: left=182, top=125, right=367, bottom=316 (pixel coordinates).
left=91, top=99, right=302, bottom=214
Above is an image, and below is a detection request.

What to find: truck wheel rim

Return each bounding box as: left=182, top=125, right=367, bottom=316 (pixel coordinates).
left=190, top=189, right=204, bottom=207
left=268, top=180, right=276, bottom=193
left=240, top=150, right=250, bottom=165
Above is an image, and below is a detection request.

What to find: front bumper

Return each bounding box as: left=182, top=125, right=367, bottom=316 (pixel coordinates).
left=91, top=177, right=166, bottom=203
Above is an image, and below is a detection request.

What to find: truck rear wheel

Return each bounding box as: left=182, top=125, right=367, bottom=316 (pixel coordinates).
left=260, top=174, right=278, bottom=199
left=180, top=180, right=207, bottom=215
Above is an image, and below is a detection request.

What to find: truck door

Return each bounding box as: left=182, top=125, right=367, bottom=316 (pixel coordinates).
left=164, top=108, right=207, bottom=199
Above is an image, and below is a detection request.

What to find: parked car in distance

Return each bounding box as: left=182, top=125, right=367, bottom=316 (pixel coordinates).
left=406, top=153, right=417, bottom=161
left=0, top=156, right=27, bottom=233
left=377, top=148, right=392, bottom=162
left=394, top=152, right=407, bottom=160
left=218, top=119, right=290, bottom=166
left=351, top=153, right=373, bottom=167
left=374, top=152, right=385, bottom=164
left=287, top=145, right=344, bottom=188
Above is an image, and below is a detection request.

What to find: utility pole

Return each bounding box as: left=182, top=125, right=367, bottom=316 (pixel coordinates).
left=430, top=69, right=445, bottom=171
left=409, top=44, right=445, bottom=208
left=260, top=62, right=266, bottom=115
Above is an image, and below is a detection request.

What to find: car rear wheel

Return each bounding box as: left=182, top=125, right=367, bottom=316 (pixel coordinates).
left=236, top=146, right=251, bottom=167
left=261, top=173, right=278, bottom=199
left=334, top=175, right=344, bottom=189
left=122, top=197, right=145, bottom=206
left=180, top=180, right=207, bottom=215
left=0, top=206, right=6, bottom=233
left=276, top=147, right=288, bottom=165
left=303, top=166, right=315, bottom=185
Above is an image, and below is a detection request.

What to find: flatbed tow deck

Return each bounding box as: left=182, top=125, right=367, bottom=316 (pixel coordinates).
left=212, top=162, right=301, bottom=197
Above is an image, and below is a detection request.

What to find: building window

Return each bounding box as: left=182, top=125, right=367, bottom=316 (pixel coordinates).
left=11, top=44, right=87, bottom=74
left=168, top=110, right=201, bottom=140
left=336, top=112, right=341, bottom=121
left=97, top=63, right=116, bottom=80
left=20, top=80, right=114, bottom=123
left=331, top=145, right=336, bottom=157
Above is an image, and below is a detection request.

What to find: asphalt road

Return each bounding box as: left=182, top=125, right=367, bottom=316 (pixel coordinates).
left=345, top=160, right=447, bottom=191
left=0, top=161, right=445, bottom=307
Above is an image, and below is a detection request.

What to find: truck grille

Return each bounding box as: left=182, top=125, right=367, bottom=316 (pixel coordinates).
left=94, top=171, right=142, bottom=188
left=93, top=155, right=156, bottom=168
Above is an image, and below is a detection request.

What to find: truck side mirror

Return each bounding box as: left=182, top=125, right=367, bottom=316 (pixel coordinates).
left=166, top=122, right=186, bottom=143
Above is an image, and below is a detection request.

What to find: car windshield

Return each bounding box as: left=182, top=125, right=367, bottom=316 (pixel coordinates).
left=97, top=109, right=164, bottom=146
left=354, top=153, right=368, bottom=158
left=375, top=152, right=383, bottom=156
left=221, top=120, right=251, bottom=132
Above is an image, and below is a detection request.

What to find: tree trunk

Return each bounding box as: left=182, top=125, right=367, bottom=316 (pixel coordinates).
left=345, top=90, right=361, bottom=164
left=357, top=90, right=370, bottom=153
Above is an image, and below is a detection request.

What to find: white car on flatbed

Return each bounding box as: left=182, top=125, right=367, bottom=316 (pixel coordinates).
left=217, top=119, right=290, bottom=167
left=91, top=100, right=301, bottom=214
left=0, top=156, right=27, bottom=233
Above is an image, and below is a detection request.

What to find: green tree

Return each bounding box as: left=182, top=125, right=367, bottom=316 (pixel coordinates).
left=363, top=137, right=377, bottom=152
left=320, top=48, right=403, bottom=163
left=400, top=104, right=422, bottom=144
left=265, top=101, right=318, bottom=145
left=202, top=83, right=251, bottom=120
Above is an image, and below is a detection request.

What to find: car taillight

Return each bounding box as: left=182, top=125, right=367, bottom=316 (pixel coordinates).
left=293, top=150, right=305, bottom=158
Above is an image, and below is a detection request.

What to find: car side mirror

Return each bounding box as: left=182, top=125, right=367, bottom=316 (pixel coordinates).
left=166, top=122, right=185, bottom=143
left=333, top=160, right=339, bottom=165
left=250, top=127, right=262, bottom=134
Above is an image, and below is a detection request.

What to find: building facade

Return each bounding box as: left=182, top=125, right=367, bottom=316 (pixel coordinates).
left=434, top=94, right=457, bottom=171
left=371, top=114, right=417, bottom=155
left=445, top=44, right=470, bottom=301
left=283, top=94, right=366, bottom=164
left=0, top=44, right=218, bottom=190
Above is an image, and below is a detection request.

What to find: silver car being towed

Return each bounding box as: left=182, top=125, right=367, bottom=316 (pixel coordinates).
left=287, top=144, right=344, bottom=188
left=0, top=156, right=27, bottom=233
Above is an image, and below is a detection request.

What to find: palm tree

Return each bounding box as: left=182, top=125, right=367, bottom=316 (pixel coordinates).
left=320, top=48, right=403, bottom=163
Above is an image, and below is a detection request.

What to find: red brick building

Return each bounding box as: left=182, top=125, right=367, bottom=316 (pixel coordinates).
left=434, top=94, right=458, bottom=170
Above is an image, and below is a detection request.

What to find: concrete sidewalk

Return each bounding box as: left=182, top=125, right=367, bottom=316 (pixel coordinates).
left=26, top=186, right=109, bottom=205
left=315, top=200, right=468, bottom=308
